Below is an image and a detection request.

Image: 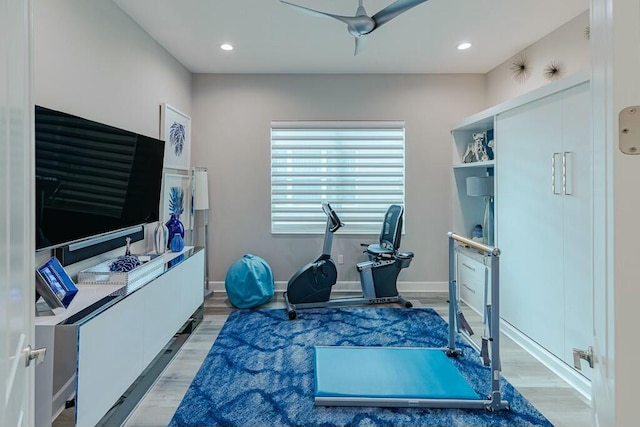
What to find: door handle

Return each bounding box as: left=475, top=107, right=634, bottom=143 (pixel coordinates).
left=461, top=262, right=475, bottom=272
left=563, top=152, right=573, bottom=195
left=552, top=153, right=561, bottom=195
left=24, top=345, right=47, bottom=367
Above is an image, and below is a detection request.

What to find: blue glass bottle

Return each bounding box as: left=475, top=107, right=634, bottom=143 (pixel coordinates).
left=170, top=234, right=185, bottom=252
left=165, top=214, right=185, bottom=250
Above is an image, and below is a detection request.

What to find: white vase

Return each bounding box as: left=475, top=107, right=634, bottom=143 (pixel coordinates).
left=154, top=222, right=169, bottom=254
left=483, top=197, right=494, bottom=246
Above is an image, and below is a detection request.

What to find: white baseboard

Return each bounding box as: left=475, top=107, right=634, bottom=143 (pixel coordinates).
left=210, top=280, right=447, bottom=294
left=500, top=319, right=592, bottom=400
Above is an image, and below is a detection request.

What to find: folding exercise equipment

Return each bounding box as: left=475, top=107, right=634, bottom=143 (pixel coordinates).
left=284, top=203, right=413, bottom=320
left=313, top=232, right=510, bottom=411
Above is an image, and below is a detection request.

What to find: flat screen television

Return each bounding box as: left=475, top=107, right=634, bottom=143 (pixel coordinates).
left=35, top=105, right=165, bottom=252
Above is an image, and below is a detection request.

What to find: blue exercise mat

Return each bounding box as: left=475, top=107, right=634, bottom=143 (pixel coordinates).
left=314, top=346, right=480, bottom=400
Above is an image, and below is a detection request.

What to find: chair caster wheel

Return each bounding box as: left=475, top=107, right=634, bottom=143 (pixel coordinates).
left=288, top=310, right=297, bottom=320
left=405, top=301, right=413, bottom=308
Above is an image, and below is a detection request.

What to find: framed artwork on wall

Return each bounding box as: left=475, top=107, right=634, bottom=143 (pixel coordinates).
left=160, top=103, right=191, bottom=171
left=161, top=172, right=192, bottom=230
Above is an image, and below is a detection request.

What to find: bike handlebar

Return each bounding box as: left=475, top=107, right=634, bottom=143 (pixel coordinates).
left=322, top=202, right=344, bottom=233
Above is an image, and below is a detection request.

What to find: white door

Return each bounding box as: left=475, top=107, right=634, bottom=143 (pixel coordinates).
left=498, top=83, right=593, bottom=386
left=590, top=1, right=640, bottom=426
left=560, top=82, right=593, bottom=381
left=0, top=0, right=35, bottom=426
left=496, top=92, right=565, bottom=356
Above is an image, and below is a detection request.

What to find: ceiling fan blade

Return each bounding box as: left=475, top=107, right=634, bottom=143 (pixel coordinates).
left=354, top=36, right=367, bottom=56
left=371, top=0, right=430, bottom=28
left=280, top=0, right=354, bottom=26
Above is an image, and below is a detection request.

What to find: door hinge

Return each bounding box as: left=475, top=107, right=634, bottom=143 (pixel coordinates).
left=572, top=346, right=594, bottom=370
left=619, top=106, right=640, bottom=154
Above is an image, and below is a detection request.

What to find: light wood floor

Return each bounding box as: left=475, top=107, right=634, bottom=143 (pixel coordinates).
left=62, top=292, right=594, bottom=427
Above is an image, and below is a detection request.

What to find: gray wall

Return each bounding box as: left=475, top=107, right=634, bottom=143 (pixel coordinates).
left=33, top=0, right=192, bottom=274
left=191, top=74, right=486, bottom=289
left=30, top=1, right=585, bottom=292
left=486, top=11, right=590, bottom=106
left=34, top=0, right=191, bottom=140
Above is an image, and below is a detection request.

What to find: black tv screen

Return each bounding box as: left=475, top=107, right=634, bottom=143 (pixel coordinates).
left=35, top=105, right=165, bottom=251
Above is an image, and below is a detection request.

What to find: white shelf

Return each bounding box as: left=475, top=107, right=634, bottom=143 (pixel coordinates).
left=451, top=122, right=495, bottom=242
left=453, top=160, right=495, bottom=169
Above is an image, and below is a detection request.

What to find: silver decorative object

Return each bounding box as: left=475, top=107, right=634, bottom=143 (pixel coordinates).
left=124, top=236, right=132, bottom=256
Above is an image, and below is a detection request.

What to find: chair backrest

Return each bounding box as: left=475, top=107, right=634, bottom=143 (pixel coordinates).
left=379, top=205, right=404, bottom=251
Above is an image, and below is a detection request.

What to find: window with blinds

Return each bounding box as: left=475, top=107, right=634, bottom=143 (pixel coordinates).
left=271, top=120, right=405, bottom=234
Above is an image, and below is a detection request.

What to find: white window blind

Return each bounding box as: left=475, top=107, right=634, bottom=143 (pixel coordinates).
left=271, top=120, right=405, bottom=234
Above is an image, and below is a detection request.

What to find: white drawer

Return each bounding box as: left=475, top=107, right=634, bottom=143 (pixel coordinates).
left=457, top=252, right=489, bottom=315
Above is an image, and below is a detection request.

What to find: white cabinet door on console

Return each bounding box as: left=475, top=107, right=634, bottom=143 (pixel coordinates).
left=142, top=249, right=205, bottom=366
left=179, top=249, right=205, bottom=323
left=76, top=290, right=146, bottom=427
left=140, top=267, right=184, bottom=367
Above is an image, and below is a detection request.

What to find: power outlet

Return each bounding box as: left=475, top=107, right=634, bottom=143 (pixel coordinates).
left=337, top=254, right=344, bottom=264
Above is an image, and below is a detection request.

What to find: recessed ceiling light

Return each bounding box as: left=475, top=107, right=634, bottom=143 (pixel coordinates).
left=457, top=42, right=472, bottom=50
left=220, top=43, right=234, bottom=51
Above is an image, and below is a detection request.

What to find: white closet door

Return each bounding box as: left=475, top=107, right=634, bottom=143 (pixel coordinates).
left=560, top=82, right=593, bottom=380
left=496, top=93, right=565, bottom=356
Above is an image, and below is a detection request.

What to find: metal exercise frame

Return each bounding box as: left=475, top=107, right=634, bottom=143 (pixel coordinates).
left=312, top=232, right=509, bottom=411
left=446, top=231, right=509, bottom=411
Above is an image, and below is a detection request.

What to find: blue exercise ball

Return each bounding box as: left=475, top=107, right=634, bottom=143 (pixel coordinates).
left=225, top=254, right=275, bottom=309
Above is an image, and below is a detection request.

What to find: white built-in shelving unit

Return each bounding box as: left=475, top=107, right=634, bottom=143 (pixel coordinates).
left=450, top=70, right=593, bottom=399
left=451, top=114, right=496, bottom=244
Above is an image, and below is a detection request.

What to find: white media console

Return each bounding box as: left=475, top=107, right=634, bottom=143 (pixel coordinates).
left=35, top=246, right=205, bottom=427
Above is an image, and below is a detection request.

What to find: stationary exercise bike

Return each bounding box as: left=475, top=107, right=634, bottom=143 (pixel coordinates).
left=283, top=202, right=414, bottom=320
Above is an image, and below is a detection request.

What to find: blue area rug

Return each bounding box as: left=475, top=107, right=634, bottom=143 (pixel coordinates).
left=169, top=308, right=553, bottom=427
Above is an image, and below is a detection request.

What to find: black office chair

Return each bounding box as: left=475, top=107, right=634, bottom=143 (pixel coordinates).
left=362, top=205, right=404, bottom=260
